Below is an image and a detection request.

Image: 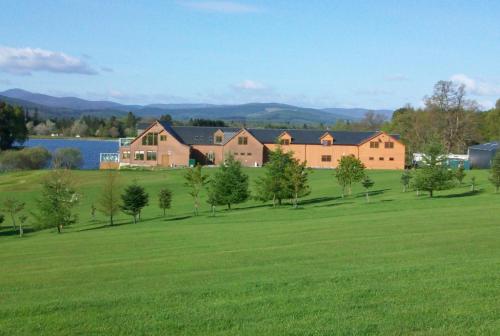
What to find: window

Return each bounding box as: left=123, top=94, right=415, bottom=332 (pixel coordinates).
left=369, top=157, right=374, bottom=160
left=146, top=151, right=157, bottom=161
left=240, top=152, right=245, bottom=156
left=134, top=151, right=145, bottom=160
left=247, top=152, right=252, bottom=156
left=389, top=157, right=394, bottom=161
left=142, top=132, right=158, bottom=146
left=379, top=157, right=384, bottom=161
left=370, top=141, right=379, bottom=148
left=207, top=152, right=215, bottom=162
left=321, top=155, right=332, bottom=162
left=280, top=139, right=290, bottom=145
left=321, top=139, right=332, bottom=146
left=122, top=151, right=131, bottom=159
left=215, top=135, right=223, bottom=144
left=385, top=141, right=394, bottom=149
left=234, top=152, right=238, bottom=156
left=238, top=136, right=248, bottom=145
left=160, top=135, right=167, bottom=141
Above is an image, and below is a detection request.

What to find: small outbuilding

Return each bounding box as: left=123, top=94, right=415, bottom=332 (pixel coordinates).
left=468, top=142, right=499, bottom=169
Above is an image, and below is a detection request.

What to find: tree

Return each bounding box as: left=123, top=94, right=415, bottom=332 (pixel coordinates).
left=52, top=148, right=83, bottom=169
left=121, top=182, right=149, bottom=224
left=0, top=101, right=28, bottom=150
left=207, top=154, right=249, bottom=211
left=454, top=165, right=466, bottom=185
left=470, top=176, right=477, bottom=192
left=0, top=147, right=51, bottom=171
left=98, top=171, right=121, bottom=226
left=158, top=187, right=173, bottom=216
left=361, top=175, right=375, bottom=202
left=285, top=158, right=311, bottom=208
left=489, top=152, right=500, bottom=193
left=412, top=143, right=455, bottom=197
left=34, top=170, right=79, bottom=233
left=401, top=170, right=412, bottom=192
left=254, top=146, right=294, bottom=206
left=184, top=164, right=208, bottom=215
left=335, top=155, right=366, bottom=197
left=2, top=198, right=25, bottom=231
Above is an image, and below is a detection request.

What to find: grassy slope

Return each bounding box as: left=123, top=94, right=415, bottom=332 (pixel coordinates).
left=0, top=169, right=499, bottom=335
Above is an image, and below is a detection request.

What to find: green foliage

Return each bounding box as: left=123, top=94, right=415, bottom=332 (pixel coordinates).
left=0, top=213, right=4, bottom=225
left=184, top=164, right=209, bottom=216
left=0, top=147, right=51, bottom=171
left=254, top=146, right=295, bottom=206
left=285, top=158, right=311, bottom=208
left=158, top=187, right=173, bottom=216
left=470, top=176, right=477, bottom=192
left=361, top=175, right=375, bottom=202
left=0, top=101, right=28, bottom=150
left=489, top=152, right=500, bottom=193
left=34, top=170, right=79, bottom=233
left=412, top=143, right=455, bottom=197
left=454, top=165, right=466, bottom=184
left=2, top=198, right=25, bottom=232
left=401, top=170, right=412, bottom=192
left=52, top=147, right=84, bottom=169
left=98, top=171, right=121, bottom=225
left=207, top=154, right=249, bottom=210
left=121, top=182, right=149, bottom=224
left=335, top=155, right=366, bottom=197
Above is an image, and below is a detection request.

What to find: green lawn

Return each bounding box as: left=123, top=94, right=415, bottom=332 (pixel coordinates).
left=0, top=168, right=499, bottom=335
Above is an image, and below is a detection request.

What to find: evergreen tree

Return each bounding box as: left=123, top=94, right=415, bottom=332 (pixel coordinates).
left=412, top=143, right=455, bottom=197
left=184, top=164, right=208, bottom=216
left=455, top=165, right=466, bottom=185
left=335, top=155, right=366, bottom=197
left=34, top=170, right=79, bottom=233
left=361, top=175, right=375, bottom=202
left=158, top=187, right=173, bottom=216
left=401, top=170, right=412, bottom=192
left=0, top=101, right=28, bottom=150
left=208, top=154, right=249, bottom=210
left=254, top=146, right=294, bottom=206
left=489, top=152, right=500, bottom=193
left=98, top=171, right=121, bottom=226
left=121, top=182, right=149, bottom=224
left=285, top=158, right=311, bottom=208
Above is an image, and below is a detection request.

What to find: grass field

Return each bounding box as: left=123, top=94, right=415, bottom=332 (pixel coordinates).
left=0, top=168, right=499, bottom=335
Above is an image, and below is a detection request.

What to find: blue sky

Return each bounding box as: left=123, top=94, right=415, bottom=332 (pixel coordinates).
left=0, top=0, right=499, bottom=109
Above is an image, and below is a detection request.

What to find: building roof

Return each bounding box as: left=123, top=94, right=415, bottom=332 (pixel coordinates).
left=156, top=123, right=399, bottom=146
left=469, top=142, right=499, bottom=151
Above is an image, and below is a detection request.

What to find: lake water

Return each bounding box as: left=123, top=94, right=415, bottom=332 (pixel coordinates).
left=23, top=138, right=119, bottom=170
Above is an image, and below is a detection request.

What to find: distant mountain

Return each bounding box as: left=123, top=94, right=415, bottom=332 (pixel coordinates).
left=0, top=88, right=393, bottom=125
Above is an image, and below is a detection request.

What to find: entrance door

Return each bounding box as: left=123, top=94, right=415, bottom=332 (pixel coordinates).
left=161, top=154, right=170, bottom=167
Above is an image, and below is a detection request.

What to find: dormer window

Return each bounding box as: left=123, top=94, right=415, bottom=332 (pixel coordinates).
left=280, top=139, right=290, bottom=145
left=215, top=135, right=223, bottom=144
left=321, top=139, right=332, bottom=146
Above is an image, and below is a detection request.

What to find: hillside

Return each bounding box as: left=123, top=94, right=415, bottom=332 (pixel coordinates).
left=1, top=169, right=499, bottom=335
left=0, top=89, right=393, bottom=124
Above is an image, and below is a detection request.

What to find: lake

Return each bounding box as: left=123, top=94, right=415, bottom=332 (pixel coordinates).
left=23, top=138, right=119, bottom=170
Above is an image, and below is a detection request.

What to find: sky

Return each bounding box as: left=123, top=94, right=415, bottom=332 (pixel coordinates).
left=0, top=0, right=499, bottom=109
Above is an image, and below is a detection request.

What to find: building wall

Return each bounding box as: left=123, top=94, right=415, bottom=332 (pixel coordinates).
left=191, top=145, right=224, bottom=165
left=223, top=129, right=264, bottom=167
left=358, top=133, right=405, bottom=169
left=126, top=122, right=190, bottom=167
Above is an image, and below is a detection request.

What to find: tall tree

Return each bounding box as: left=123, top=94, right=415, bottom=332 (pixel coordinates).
left=121, top=182, right=149, bottom=224
left=207, top=154, right=249, bottom=210
left=285, top=158, right=311, bottom=208
left=254, top=146, right=294, bottom=206
left=412, top=143, right=455, bottom=197
left=2, top=198, right=25, bottom=231
left=489, top=152, right=500, bottom=193
left=0, top=101, right=28, bottom=150
left=158, top=187, right=173, bottom=216
left=184, top=165, right=208, bottom=216
left=34, top=170, right=79, bottom=233
left=98, top=171, right=121, bottom=226
left=335, top=155, right=366, bottom=197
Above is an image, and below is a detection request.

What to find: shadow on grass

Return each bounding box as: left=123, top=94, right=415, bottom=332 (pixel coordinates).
left=0, top=227, right=35, bottom=237
left=316, top=201, right=354, bottom=208
left=301, top=196, right=342, bottom=205
left=434, top=189, right=484, bottom=199
left=354, top=188, right=391, bottom=199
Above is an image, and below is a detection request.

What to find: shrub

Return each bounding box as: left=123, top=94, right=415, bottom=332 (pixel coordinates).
left=0, top=147, right=51, bottom=171
left=52, top=148, right=83, bottom=169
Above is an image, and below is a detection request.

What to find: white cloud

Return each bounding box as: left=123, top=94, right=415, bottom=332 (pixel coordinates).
left=180, top=1, right=261, bottom=13
left=385, top=74, right=408, bottom=81
left=450, top=74, right=500, bottom=96
left=233, top=79, right=266, bottom=90
left=0, top=46, right=98, bottom=75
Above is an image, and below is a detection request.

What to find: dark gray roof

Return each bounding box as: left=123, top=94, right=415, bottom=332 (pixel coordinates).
left=157, top=123, right=397, bottom=146
left=469, top=142, right=499, bottom=151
